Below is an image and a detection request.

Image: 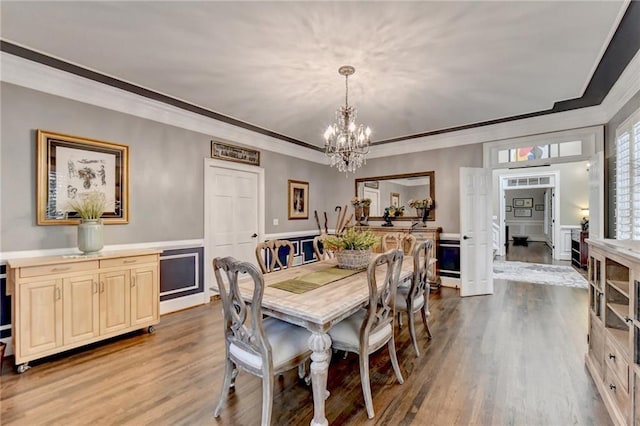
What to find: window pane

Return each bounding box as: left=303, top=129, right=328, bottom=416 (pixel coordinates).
left=616, top=132, right=631, bottom=239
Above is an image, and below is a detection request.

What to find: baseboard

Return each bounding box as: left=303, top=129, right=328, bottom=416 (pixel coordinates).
left=441, top=276, right=460, bottom=289
left=160, top=293, right=207, bottom=315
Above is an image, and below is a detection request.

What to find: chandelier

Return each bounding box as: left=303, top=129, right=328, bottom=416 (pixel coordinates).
left=323, top=65, right=371, bottom=173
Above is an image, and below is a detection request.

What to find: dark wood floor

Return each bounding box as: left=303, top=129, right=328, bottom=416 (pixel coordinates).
left=0, top=274, right=611, bottom=425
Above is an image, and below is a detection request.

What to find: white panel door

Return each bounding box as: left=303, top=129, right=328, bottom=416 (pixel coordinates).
left=209, top=167, right=259, bottom=267
left=589, top=151, right=604, bottom=239
left=460, top=167, right=494, bottom=297
left=363, top=187, right=380, bottom=217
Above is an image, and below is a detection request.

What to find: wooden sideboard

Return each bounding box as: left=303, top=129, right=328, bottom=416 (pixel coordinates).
left=585, top=239, right=640, bottom=425
left=355, top=225, right=442, bottom=288
left=6, top=249, right=161, bottom=373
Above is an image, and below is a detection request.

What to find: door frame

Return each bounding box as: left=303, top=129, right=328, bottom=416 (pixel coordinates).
left=204, top=158, right=265, bottom=303
left=497, top=170, right=560, bottom=259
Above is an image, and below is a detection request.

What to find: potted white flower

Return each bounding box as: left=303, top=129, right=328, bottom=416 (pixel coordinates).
left=67, top=191, right=106, bottom=254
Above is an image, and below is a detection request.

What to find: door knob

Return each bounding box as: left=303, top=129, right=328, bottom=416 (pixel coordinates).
left=463, top=235, right=472, bottom=240
left=251, top=233, right=258, bottom=238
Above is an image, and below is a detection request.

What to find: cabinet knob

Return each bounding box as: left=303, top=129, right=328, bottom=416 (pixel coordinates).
left=609, top=384, right=616, bottom=391
left=609, top=353, right=615, bottom=360
left=625, top=316, right=632, bottom=323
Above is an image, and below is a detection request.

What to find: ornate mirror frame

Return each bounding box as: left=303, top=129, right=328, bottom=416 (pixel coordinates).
left=355, top=171, right=435, bottom=221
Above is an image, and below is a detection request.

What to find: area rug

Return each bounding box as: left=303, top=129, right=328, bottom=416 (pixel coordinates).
left=493, top=261, right=588, bottom=289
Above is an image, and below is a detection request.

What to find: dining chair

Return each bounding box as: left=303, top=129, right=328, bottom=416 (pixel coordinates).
left=396, top=240, right=433, bottom=357
left=328, top=249, right=405, bottom=419
left=212, top=256, right=312, bottom=426
left=255, top=239, right=295, bottom=273
left=313, top=234, right=335, bottom=261
left=382, top=232, right=417, bottom=256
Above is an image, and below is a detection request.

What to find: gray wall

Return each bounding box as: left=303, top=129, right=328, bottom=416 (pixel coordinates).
left=604, top=90, right=640, bottom=237
left=0, top=83, right=344, bottom=250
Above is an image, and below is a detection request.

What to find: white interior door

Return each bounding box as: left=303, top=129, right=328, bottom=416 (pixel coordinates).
left=205, top=159, right=264, bottom=297
left=589, top=151, right=604, bottom=239
left=460, top=167, right=494, bottom=297
left=363, top=187, right=380, bottom=217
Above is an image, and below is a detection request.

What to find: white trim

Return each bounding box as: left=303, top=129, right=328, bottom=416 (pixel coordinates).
left=0, top=239, right=204, bottom=262
left=0, top=324, right=11, bottom=331
left=1, top=337, right=13, bottom=358
left=158, top=252, right=199, bottom=296
left=440, top=233, right=460, bottom=241
left=2, top=48, right=638, bottom=162
left=497, top=170, right=560, bottom=258
left=0, top=52, right=325, bottom=164
left=263, top=229, right=322, bottom=240
left=602, top=49, right=640, bottom=122
left=558, top=226, right=575, bottom=261
left=160, top=293, right=206, bottom=315
left=440, top=276, right=460, bottom=289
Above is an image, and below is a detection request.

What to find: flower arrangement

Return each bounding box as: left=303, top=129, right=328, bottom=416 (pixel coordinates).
left=408, top=198, right=434, bottom=209
left=350, top=197, right=372, bottom=207
left=67, top=191, right=107, bottom=221
left=385, top=205, right=405, bottom=217
left=323, top=228, right=378, bottom=251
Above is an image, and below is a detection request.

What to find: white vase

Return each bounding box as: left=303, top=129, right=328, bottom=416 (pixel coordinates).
left=78, top=219, right=104, bottom=254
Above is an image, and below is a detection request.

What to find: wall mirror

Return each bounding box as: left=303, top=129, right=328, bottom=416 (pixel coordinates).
left=355, top=171, right=435, bottom=221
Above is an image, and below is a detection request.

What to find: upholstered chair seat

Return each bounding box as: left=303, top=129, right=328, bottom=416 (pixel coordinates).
left=327, top=249, right=405, bottom=419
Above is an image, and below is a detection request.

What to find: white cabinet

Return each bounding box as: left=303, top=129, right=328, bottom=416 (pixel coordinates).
left=6, top=250, right=161, bottom=372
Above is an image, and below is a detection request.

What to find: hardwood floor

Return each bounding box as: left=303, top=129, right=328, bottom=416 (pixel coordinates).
left=1, top=275, right=611, bottom=425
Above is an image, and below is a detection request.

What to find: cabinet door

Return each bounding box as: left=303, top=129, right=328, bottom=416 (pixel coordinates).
left=19, top=278, right=63, bottom=357
left=130, top=265, right=159, bottom=326
left=63, top=274, right=99, bottom=345
left=99, top=270, right=131, bottom=335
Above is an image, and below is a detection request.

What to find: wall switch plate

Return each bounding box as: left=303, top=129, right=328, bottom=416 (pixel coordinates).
left=273, top=218, right=279, bottom=226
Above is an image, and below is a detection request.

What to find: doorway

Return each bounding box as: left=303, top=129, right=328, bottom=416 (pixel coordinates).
left=497, top=171, right=560, bottom=259
left=204, top=158, right=265, bottom=301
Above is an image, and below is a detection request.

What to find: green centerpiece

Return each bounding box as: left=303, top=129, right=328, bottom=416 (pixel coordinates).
left=323, top=228, right=378, bottom=269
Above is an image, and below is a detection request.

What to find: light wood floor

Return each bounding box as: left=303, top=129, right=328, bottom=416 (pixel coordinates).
left=0, top=276, right=611, bottom=425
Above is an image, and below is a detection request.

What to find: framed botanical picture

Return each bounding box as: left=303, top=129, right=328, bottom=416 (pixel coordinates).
left=288, top=180, right=309, bottom=220
left=505, top=206, right=513, bottom=212
left=514, top=208, right=532, bottom=217
left=513, top=198, right=533, bottom=208
left=211, top=140, right=260, bottom=166
left=390, top=192, right=400, bottom=208
left=535, top=204, right=545, bottom=211
left=37, top=130, right=129, bottom=225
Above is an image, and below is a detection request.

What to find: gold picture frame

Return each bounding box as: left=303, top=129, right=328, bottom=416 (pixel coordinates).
left=390, top=192, right=400, bottom=208
left=288, top=180, right=309, bottom=220
left=37, top=130, right=129, bottom=225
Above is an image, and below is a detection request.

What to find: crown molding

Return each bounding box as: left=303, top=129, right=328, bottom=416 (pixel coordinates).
left=0, top=52, right=327, bottom=165
left=2, top=48, right=638, bottom=165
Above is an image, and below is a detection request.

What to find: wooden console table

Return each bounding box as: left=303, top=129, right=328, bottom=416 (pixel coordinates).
left=355, top=225, right=442, bottom=289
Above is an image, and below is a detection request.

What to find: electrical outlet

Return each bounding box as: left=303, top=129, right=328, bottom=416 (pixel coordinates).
left=273, top=218, right=279, bottom=226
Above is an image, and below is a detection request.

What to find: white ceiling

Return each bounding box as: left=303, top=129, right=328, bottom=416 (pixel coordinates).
left=0, top=1, right=629, bottom=149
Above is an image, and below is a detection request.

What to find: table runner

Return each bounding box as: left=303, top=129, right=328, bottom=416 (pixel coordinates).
left=270, top=266, right=364, bottom=294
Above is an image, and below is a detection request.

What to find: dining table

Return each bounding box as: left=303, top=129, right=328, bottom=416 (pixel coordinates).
left=235, top=256, right=414, bottom=426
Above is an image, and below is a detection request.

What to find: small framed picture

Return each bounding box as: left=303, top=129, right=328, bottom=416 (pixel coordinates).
left=513, top=198, right=533, bottom=208
left=390, top=192, right=400, bottom=208
left=505, top=206, right=513, bottom=212
left=288, top=180, right=309, bottom=220
left=514, top=208, right=532, bottom=217
left=535, top=204, right=545, bottom=211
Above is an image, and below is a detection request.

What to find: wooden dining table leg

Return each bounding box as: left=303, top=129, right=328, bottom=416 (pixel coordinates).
left=309, top=331, right=332, bottom=426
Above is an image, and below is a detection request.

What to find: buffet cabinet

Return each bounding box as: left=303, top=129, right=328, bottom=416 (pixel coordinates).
left=355, top=225, right=442, bottom=287
left=585, top=239, right=640, bottom=425
left=6, top=249, right=161, bottom=372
